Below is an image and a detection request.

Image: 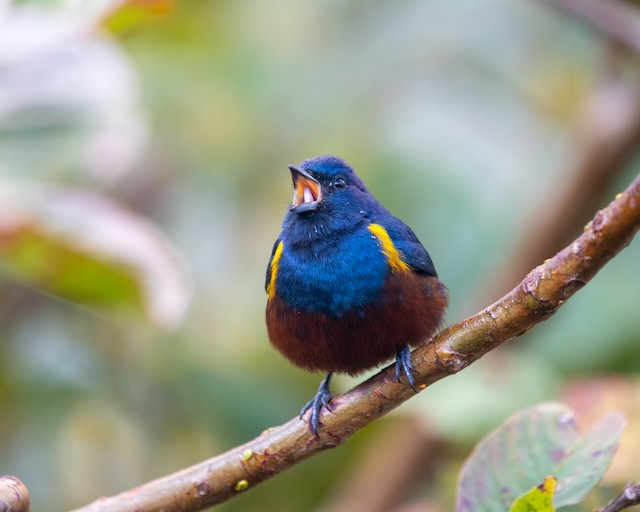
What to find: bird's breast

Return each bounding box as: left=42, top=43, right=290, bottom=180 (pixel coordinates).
left=272, top=226, right=394, bottom=316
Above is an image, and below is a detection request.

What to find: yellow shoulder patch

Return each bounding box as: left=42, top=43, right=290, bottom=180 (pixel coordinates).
left=267, top=241, right=284, bottom=300
left=368, top=224, right=411, bottom=273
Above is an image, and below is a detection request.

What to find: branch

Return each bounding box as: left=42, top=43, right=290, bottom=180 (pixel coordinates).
left=488, top=66, right=640, bottom=299
left=0, top=475, right=30, bottom=512
left=71, top=174, right=640, bottom=511
left=489, top=0, right=640, bottom=301
left=598, top=482, right=640, bottom=512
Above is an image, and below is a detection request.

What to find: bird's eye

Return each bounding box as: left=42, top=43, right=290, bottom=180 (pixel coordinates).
left=333, top=177, right=346, bottom=189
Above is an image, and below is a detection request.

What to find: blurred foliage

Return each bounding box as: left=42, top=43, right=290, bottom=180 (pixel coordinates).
left=0, top=185, right=189, bottom=328
left=0, top=0, right=639, bottom=511
left=103, top=0, right=173, bottom=36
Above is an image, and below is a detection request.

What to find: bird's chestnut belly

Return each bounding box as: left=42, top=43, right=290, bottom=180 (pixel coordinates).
left=266, top=273, right=448, bottom=375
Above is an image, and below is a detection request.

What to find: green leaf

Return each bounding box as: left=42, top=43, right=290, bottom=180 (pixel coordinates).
left=509, top=476, right=557, bottom=512
left=455, top=402, right=626, bottom=511
left=0, top=184, right=190, bottom=329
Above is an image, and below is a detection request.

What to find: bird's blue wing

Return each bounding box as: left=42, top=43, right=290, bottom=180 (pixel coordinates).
left=377, top=216, right=437, bottom=277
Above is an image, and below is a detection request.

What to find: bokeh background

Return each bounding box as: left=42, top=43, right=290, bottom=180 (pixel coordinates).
left=1, top=0, right=639, bottom=510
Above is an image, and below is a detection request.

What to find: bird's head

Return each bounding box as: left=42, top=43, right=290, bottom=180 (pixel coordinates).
left=283, top=155, right=378, bottom=242
left=288, top=155, right=372, bottom=213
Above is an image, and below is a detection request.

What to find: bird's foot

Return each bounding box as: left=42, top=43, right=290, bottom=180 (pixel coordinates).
left=395, top=346, right=419, bottom=392
left=300, top=372, right=333, bottom=437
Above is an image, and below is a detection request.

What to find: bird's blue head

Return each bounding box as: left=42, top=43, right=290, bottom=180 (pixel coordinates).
left=283, top=155, right=380, bottom=242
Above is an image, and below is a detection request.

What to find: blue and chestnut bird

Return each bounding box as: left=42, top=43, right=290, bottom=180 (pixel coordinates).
left=265, top=155, right=448, bottom=436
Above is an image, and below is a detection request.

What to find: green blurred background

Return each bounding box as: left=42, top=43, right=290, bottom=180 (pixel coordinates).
left=1, top=0, right=639, bottom=510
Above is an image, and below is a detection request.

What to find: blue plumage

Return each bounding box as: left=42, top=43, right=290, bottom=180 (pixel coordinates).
left=275, top=227, right=387, bottom=315
left=265, top=155, right=448, bottom=436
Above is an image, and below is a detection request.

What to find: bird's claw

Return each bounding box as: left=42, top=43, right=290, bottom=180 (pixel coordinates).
left=300, top=372, right=333, bottom=437
left=395, top=346, right=419, bottom=392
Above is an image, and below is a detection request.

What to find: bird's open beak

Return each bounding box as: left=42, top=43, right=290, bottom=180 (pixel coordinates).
left=289, top=165, right=322, bottom=213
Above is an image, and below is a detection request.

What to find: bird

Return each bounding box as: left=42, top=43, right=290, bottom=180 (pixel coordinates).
left=265, top=155, right=448, bottom=437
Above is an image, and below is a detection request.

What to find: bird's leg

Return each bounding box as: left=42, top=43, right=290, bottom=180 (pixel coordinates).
left=395, top=345, right=419, bottom=392
left=300, top=372, right=333, bottom=437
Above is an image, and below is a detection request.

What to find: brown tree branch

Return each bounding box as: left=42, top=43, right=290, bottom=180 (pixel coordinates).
left=598, top=482, right=640, bottom=512
left=71, top=174, right=640, bottom=512
left=487, top=63, right=640, bottom=300
left=0, top=475, right=30, bottom=512
left=488, top=0, right=640, bottom=301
